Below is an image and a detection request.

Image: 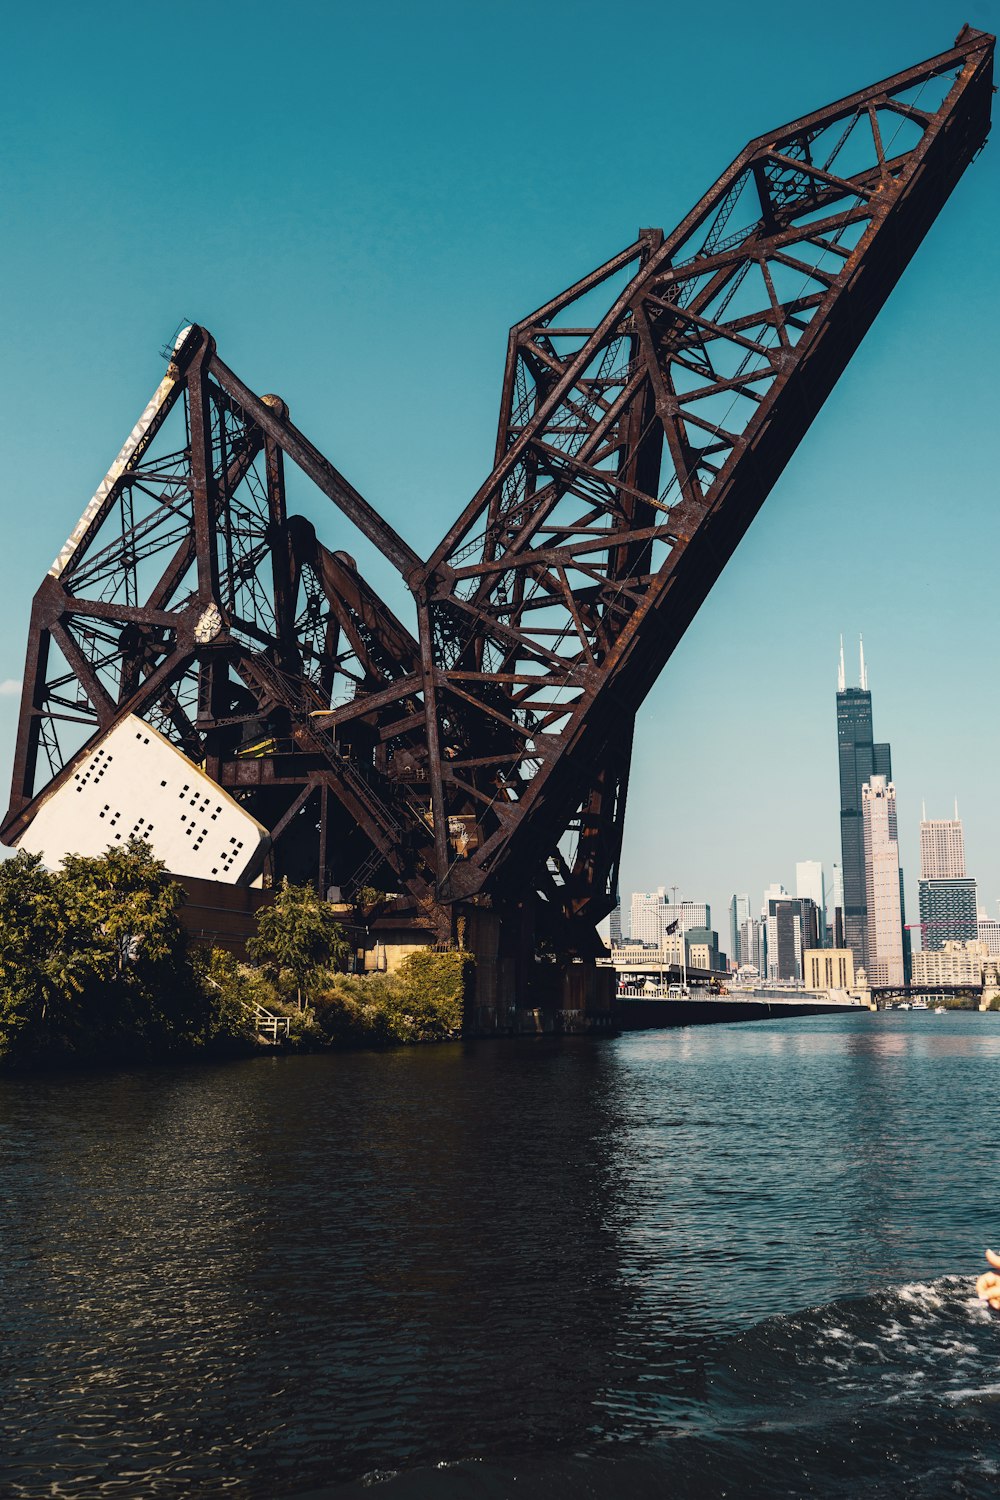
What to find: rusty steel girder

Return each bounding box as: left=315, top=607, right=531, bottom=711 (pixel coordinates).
left=4, top=27, right=994, bottom=954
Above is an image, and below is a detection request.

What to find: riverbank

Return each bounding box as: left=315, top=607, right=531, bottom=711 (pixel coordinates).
left=0, top=845, right=471, bottom=1071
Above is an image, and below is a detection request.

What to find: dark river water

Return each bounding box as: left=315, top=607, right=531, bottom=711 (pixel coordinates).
left=3, top=1011, right=1000, bottom=1498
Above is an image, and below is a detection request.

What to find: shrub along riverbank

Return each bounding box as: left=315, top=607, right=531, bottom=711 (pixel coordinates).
left=0, top=841, right=471, bottom=1069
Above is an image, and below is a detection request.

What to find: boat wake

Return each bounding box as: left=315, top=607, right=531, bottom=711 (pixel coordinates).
left=328, top=1277, right=1000, bottom=1498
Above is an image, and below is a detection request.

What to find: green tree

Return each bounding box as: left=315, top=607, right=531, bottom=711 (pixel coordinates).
left=199, top=946, right=273, bottom=1049
left=57, top=838, right=206, bottom=1056
left=0, top=850, right=83, bottom=1059
left=0, top=840, right=205, bottom=1062
left=248, top=878, right=350, bottom=1008
left=59, top=838, right=188, bottom=979
left=312, top=949, right=472, bottom=1046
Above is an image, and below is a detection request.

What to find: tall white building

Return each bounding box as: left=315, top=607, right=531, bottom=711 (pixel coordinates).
left=918, top=807, right=976, bottom=950
left=746, top=917, right=766, bottom=973
left=663, top=902, right=710, bottom=932
left=761, top=884, right=785, bottom=977
left=796, top=861, right=827, bottom=946
left=920, top=809, right=966, bottom=878
left=730, top=894, right=750, bottom=967
left=978, top=911, right=1000, bottom=959
left=628, top=890, right=710, bottom=947
left=830, top=861, right=845, bottom=944
left=831, top=863, right=844, bottom=910
left=630, top=888, right=666, bottom=946
left=863, top=776, right=905, bottom=986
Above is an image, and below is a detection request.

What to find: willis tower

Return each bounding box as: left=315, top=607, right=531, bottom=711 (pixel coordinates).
left=837, top=637, right=891, bottom=969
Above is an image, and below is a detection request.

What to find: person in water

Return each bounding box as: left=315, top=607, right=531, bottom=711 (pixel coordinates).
left=976, top=1249, right=1000, bottom=1308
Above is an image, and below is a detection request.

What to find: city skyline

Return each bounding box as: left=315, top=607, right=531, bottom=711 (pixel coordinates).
left=615, top=639, right=998, bottom=962
left=617, top=607, right=1000, bottom=960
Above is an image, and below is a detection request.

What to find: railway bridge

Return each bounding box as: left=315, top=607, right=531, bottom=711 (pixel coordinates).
left=3, top=29, right=994, bottom=1031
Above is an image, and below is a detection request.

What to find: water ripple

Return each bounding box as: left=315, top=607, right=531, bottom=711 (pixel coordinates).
left=0, top=1015, right=998, bottom=1495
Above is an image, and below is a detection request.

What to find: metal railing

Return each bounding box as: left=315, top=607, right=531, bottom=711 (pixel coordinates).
left=246, top=1002, right=291, bottom=1042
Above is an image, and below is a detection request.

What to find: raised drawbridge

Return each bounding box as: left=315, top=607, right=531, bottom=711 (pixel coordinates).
left=4, top=28, right=994, bottom=1026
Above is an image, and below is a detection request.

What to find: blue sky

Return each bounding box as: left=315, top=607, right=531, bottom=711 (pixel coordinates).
left=3, top=0, right=998, bottom=942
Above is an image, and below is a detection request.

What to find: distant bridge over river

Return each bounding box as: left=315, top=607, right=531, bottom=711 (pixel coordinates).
left=871, top=984, right=985, bottom=1008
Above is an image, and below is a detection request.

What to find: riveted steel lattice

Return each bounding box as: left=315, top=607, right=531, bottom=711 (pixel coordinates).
left=5, top=27, right=994, bottom=955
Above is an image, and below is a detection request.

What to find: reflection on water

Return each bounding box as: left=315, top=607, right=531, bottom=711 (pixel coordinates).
left=1, top=1014, right=999, bottom=1496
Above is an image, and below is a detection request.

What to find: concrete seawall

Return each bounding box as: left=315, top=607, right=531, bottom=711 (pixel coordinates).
left=613, top=996, right=863, bottom=1029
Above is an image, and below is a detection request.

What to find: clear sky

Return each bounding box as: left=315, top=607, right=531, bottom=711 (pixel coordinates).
left=3, top=0, right=998, bottom=943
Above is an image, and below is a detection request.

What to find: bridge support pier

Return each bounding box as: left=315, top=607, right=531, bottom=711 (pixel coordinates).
left=459, top=902, right=616, bottom=1036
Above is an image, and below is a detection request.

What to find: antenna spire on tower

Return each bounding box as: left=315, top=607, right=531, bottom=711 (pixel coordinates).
left=838, top=635, right=845, bottom=692
left=859, top=635, right=868, bottom=691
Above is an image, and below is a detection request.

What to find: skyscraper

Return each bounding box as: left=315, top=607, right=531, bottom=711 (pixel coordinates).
left=796, top=861, right=827, bottom=946
left=730, top=894, right=750, bottom=966
left=920, top=809, right=966, bottom=878
left=763, top=888, right=820, bottom=982
left=919, top=880, right=978, bottom=950
left=738, top=916, right=763, bottom=971
left=663, top=901, right=710, bottom=932
left=978, top=910, right=1000, bottom=959
left=630, top=888, right=665, bottom=946
left=830, top=862, right=845, bottom=948
left=837, top=637, right=892, bottom=969
left=629, top=889, right=710, bottom=947
left=918, top=806, right=977, bottom=950
left=862, top=774, right=906, bottom=986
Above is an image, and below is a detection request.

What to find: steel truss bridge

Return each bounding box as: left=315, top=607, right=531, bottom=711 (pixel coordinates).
left=3, top=29, right=994, bottom=1025
left=874, top=985, right=986, bottom=1005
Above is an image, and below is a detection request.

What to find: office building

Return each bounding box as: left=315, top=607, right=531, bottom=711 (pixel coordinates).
left=734, top=916, right=764, bottom=972
left=610, top=895, right=623, bottom=947
left=862, top=775, right=906, bottom=986
left=613, top=939, right=685, bottom=967
left=978, top=911, right=1000, bottom=959
left=740, top=915, right=765, bottom=974
left=630, top=889, right=665, bottom=947
left=830, top=862, right=845, bottom=948
left=918, top=879, right=978, bottom=950
left=612, top=930, right=724, bottom=974
left=796, top=861, right=827, bottom=946
left=920, top=808, right=966, bottom=879
left=911, top=940, right=986, bottom=988
left=916, top=806, right=977, bottom=951
left=737, top=915, right=762, bottom=970
left=837, top=636, right=892, bottom=969
left=685, top=926, right=725, bottom=973
left=664, top=901, right=710, bottom=933
left=764, top=893, right=820, bottom=982
left=730, top=894, right=750, bottom=967
left=629, top=889, right=710, bottom=948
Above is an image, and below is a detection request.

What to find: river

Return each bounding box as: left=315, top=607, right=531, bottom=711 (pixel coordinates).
left=2, top=1011, right=999, bottom=1497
